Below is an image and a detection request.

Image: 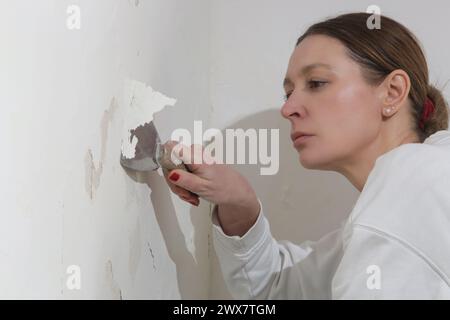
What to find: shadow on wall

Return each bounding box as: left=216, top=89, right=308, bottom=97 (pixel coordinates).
left=208, top=109, right=360, bottom=299
left=121, top=165, right=207, bottom=299
left=225, top=109, right=359, bottom=241
left=120, top=108, right=359, bottom=299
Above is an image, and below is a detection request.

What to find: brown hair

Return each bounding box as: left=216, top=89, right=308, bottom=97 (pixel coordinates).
left=296, top=12, right=449, bottom=143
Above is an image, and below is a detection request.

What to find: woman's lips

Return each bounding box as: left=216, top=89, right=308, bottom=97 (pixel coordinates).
left=293, top=135, right=314, bottom=147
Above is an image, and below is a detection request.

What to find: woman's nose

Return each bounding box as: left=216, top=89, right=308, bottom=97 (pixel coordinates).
left=280, top=97, right=301, bottom=120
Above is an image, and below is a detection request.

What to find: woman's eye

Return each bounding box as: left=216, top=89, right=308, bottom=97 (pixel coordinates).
left=284, top=81, right=326, bottom=101
left=308, top=80, right=327, bottom=89
left=284, top=92, right=292, bottom=101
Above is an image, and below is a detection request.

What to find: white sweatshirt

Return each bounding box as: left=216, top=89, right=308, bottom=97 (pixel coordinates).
left=211, top=130, right=450, bottom=299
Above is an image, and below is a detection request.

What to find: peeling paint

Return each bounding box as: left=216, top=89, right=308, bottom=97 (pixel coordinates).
left=105, top=260, right=122, bottom=300
left=84, top=97, right=118, bottom=199
left=84, top=149, right=102, bottom=200
left=120, top=79, right=176, bottom=159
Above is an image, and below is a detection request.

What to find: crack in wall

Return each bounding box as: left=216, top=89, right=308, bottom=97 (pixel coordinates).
left=105, top=260, right=123, bottom=300
left=147, top=242, right=156, bottom=271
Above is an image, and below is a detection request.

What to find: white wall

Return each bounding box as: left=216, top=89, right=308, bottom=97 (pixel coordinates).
left=0, top=0, right=212, bottom=299
left=208, top=0, right=450, bottom=298
left=1, top=0, right=449, bottom=300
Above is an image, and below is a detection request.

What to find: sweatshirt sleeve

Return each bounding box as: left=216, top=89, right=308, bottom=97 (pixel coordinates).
left=331, top=224, right=450, bottom=299
left=210, top=199, right=340, bottom=300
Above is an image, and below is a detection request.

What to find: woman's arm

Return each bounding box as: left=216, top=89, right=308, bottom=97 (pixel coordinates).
left=212, top=201, right=345, bottom=300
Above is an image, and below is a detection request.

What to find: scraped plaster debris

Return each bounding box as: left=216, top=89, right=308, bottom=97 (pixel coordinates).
left=120, top=79, right=177, bottom=159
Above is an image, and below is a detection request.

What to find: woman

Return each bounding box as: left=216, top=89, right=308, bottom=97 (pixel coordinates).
left=163, top=12, right=450, bottom=299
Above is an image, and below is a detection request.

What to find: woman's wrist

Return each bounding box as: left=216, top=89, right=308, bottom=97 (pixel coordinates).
left=217, top=197, right=260, bottom=237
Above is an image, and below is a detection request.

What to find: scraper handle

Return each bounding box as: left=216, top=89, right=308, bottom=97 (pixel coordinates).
left=159, top=143, right=198, bottom=197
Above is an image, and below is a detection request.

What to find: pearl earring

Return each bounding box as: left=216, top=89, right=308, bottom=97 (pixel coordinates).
left=385, top=107, right=394, bottom=114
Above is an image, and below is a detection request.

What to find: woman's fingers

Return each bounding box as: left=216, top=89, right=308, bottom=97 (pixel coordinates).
left=163, top=167, right=200, bottom=206
left=172, top=183, right=197, bottom=200
left=165, top=141, right=205, bottom=172
left=167, top=169, right=207, bottom=196
left=167, top=180, right=199, bottom=206
left=162, top=141, right=248, bottom=207
left=178, top=194, right=199, bottom=206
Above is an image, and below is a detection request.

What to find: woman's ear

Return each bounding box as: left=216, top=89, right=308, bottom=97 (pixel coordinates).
left=378, top=69, right=411, bottom=114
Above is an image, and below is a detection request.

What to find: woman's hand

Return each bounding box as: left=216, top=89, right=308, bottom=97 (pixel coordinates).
left=161, top=141, right=254, bottom=206
left=162, top=141, right=260, bottom=236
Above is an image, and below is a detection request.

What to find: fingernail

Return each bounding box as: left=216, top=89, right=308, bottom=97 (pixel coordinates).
left=169, top=172, right=180, bottom=182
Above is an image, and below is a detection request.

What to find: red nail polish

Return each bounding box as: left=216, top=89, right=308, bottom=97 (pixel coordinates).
left=189, top=200, right=197, bottom=206
left=169, top=172, right=180, bottom=182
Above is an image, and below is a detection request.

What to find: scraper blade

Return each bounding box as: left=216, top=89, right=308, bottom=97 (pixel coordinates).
left=120, top=120, right=188, bottom=173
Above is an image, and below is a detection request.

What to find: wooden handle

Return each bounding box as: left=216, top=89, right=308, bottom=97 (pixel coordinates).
left=159, top=143, right=198, bottom=197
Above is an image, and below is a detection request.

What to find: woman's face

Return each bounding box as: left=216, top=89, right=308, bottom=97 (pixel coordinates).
left=281, top=34, right=382, bottom=172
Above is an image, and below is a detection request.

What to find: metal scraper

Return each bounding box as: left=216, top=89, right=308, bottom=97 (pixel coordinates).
left=120, top=120, right=190, bottom=174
